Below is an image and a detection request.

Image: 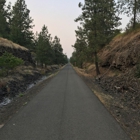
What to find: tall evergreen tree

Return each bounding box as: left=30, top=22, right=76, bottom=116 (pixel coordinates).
left=75, top=0, right=120, bottom=75
left=36, top=25, right=54, bottom=66
left=0, top=0, right=10, bottom=38
left=52, top=36, right=64, bottom=64
left=72, top=27, right=88, bottom=68
left=117, top=0, right=140, bottom=29
left=10, top=0, right=34, bottom=48
left=70, top=51, right=77, bottom=66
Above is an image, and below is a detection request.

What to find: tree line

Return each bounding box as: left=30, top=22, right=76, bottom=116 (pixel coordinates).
left=70, top=0, right=140, bottom=75
left=0, top=0, right=68, bottom=66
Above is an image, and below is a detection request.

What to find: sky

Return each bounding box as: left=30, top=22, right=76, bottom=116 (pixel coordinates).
left=8, top=0, right=130, bottom=58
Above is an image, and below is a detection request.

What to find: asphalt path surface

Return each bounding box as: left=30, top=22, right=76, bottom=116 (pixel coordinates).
left=0, top=64, right=130, bottom=140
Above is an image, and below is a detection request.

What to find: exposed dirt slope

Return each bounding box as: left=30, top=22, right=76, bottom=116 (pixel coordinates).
left=76, top=30, right=140, bottom=140
left=100, top=31, right=140, bottom=71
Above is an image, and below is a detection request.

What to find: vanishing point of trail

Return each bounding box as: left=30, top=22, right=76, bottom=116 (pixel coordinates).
left=0, top=64, right=130, bottom=140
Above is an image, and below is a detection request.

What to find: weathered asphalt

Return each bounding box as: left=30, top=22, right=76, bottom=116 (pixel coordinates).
left=0, top=64, right=130, bottom=140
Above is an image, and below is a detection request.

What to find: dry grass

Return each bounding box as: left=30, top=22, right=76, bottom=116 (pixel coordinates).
left=0, top=66, right=35, bottom=83
left=99, top=30, right=140, bottom=69
left=92, top=89, right=113, bottom=107
left=0, top=37, right=28, bottom=51
left=15, top=66, right=34, bottom=75
left=82, top=60, right=118, bottom=77
left=74, top=67, right=91, bottom=77
left=110, top=30, right=140, bottom=51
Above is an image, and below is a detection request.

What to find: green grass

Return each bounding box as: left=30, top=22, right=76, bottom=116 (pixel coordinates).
left=19, top=93, right=24, bottom=97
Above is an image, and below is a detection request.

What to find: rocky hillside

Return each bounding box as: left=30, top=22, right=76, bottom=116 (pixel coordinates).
left=0, top=37, right=62, bottom=104
left=77, top=30, right=140, bottom=140
left=100, top=31, right=140, bottom=71
left=0, top=37, right=34, bottom=65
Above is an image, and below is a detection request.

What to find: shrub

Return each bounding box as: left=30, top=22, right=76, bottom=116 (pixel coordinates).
left=135, top=63, right=140, bottom=78
left=0, top=52, right=24, bottom=76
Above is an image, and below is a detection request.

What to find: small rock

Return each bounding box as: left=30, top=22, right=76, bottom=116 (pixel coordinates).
left=0, top=124, right=4, bottom=129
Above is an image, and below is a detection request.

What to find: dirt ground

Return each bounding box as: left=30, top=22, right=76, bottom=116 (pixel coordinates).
left=74, top=67, right=140, bottom=140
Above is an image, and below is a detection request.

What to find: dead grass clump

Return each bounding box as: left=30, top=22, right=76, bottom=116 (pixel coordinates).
left=74, top=67, right=92, bottom=77
left=0, top=81, right=6, bottom=88
left=0, top=37, right=28, bottom=51
left=87, top=64, right=95, bottom=72
left=92, top=89, right=113, bottom=107
left=14, top=66, right=34, bottom=75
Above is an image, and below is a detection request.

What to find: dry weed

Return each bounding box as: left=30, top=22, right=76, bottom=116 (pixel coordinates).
left=0, top=37, right=28, bottom=51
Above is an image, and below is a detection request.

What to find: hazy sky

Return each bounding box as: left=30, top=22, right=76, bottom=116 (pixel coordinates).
left=8, top=0, right=129, bottom=58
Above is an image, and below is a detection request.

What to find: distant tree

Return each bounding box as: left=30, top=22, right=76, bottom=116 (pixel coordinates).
left=35, top=26, right=68, bottom=66
left=75, top=0, right=121, bottom=75
left=36, top=25, right=54, bottom=66
left=52, top=36, right=64, bottom=64
left=63, top=54, right=68, bottom=64
left=70, top=51, right=77, bottom=66
left=10, top=0, right=34, bottom=48
left=72, top=27, right=88, bottom=68
left=117, top=0, right=140, bottom=29
left=0, top=0, right=11, bottom=38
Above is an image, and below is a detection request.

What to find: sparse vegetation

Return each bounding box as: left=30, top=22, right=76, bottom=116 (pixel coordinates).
left=19, top=93, right=24, bottom=97
left=117, top=0, right=140, bottom=29
left=0, top=52, right=24, bottom=76
left=124, top=21, right=140, bottom=34
left=0, top=69, right=7, bottom=77
left=135, top=63, right=140, bottom=78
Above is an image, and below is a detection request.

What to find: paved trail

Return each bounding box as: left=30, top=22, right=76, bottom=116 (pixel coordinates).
left=0, top=64, right=130, bottom=140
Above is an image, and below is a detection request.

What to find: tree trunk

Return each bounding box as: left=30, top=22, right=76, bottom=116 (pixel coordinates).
left=80, top=62, right=83, bottom=69
left=94, top=51, right=100, bottom=75
left=41, top=63, right=43, bottom=68
left=93, top=8, right=100, bottom=75
left=133, top=0, right=137, bottom=29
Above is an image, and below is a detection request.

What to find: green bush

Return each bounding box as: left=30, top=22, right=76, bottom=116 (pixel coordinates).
left=0, top=52, right=24, bottom=75
left=135, top=63, right=140, bottom=78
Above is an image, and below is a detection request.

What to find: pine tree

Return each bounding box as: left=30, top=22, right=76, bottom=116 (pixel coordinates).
left=117, top=0, right=140, bottom=29
left=72, top=27, right=88, bottom=68
left=36, top=25, right=54, bottom=66
left=75, top=0, right=120, bottom=75
left=70, top=51, right=77, bottom=66
left=10, top=0, right=34, bottom=48
left=52, top=36, right=64, bottom=64
left=0, top=0, right=10, bottom=38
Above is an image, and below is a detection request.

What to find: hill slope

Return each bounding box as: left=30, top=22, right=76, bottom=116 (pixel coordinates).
left=75, top=30, right=140, bottom=140
left=0, top=37, right=34, bottom=64
left=100, top=31, right=140, bottom=71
